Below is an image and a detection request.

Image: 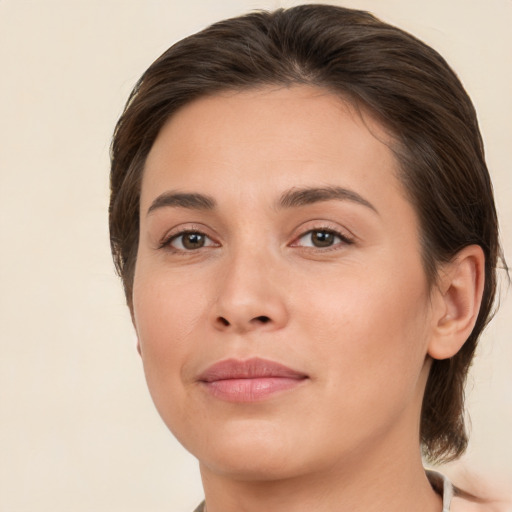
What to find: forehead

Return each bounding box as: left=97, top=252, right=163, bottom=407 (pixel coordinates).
left=141, top=85, right=404, bottom=212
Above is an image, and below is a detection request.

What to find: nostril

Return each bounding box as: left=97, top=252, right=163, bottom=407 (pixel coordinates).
left=215, top=315, right=271, bottom=328
left=217, top=317, right=230, bottom=327
left=254, top=315, right=271, bottom=324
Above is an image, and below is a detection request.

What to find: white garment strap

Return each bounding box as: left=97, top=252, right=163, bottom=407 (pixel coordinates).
left=426, top=469, right=454, bottom=512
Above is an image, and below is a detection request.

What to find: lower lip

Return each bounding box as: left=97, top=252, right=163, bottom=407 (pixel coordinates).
left=202, top=377, right=306, bottom=402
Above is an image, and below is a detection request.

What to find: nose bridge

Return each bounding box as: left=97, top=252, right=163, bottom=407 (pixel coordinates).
left=211, top=238, right=288, bottom=332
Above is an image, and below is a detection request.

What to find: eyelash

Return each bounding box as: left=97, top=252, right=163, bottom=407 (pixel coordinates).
left=159, top=226, right=354, bottom=253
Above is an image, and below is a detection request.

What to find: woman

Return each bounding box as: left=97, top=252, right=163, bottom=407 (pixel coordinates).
left=109, top=5, right=506, bottom=511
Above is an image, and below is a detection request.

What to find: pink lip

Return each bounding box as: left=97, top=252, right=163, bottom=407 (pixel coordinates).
left=198, top=357, right=308, bottom=402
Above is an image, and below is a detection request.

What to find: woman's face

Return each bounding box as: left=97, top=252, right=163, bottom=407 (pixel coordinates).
left=133, top=86, right=436, bottom=480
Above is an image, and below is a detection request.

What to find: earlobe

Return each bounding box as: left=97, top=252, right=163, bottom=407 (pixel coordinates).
left=428, top=245, right=485, bottom=360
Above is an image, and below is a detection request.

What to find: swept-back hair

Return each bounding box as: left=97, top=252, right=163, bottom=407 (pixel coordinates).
left=109, top=4, right=504, bottom=463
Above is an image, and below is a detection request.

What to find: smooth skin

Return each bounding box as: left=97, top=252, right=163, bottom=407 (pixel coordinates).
left=132, top=86, right=484, bottom=512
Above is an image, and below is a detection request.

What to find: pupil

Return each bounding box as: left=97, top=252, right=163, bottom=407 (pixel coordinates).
left=183, top=233, right=204, bottom=249
left=312, top=231, right=334, bottom=247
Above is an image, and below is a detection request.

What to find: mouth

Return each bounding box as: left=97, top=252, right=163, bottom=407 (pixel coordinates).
left=197, top=357, right=309, bottom=403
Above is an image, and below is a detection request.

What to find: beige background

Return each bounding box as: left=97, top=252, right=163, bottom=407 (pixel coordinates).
left=0, top=0, right=510, bottom=510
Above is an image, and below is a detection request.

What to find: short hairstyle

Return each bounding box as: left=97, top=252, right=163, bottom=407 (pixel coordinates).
left=109, top=4, right=504, bottom=464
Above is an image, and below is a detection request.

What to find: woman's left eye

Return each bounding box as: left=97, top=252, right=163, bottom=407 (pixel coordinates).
left=294, top=229, right=351, bottom=248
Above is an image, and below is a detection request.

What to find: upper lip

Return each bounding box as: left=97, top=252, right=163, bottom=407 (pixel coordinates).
left=198, top=357, right=308, bottom=382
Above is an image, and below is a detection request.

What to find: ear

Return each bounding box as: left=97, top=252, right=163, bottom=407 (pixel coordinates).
left=428, top=245, right=485, bottom=360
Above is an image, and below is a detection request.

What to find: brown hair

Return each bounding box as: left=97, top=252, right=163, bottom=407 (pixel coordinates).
left=109, top=4, right=504, bottom=464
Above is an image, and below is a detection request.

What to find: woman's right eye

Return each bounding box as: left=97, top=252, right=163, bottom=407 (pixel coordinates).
left=165, top=231, right=217, bottom=251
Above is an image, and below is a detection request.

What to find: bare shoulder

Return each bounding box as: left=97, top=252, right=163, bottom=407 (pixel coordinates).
left=446, top=468, right=512, bottom=512
left=451, top=496, right=512, bottom=512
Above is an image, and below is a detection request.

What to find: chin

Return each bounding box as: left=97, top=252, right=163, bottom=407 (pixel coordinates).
left=200, top=449, right=308, bottom=482
left=184, top=420, right=314, bottom=481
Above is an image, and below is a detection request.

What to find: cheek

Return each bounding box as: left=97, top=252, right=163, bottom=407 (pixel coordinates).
left=133, top=261, right=209, bottom=349
left=297, top=257, right=432, bottom=414
left=131, top=264, right=212, bottom=415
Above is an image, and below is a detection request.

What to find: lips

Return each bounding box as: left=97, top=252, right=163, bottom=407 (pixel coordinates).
left=198, top=357, right=308, bottom=402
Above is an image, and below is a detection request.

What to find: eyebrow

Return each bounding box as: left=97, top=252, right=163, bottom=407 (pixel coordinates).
left=278, top=186, right=378, bottom=214
left=147, top=192, right=216, bottom=215
left=146, top=186, right=378, bottom=216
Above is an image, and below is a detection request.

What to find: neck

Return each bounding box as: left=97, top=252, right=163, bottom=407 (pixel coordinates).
left=200, top=436, right=442, bottom=512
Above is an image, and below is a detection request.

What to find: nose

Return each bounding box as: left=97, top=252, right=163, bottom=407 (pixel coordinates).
left=210, top=249, right=289, bottom=334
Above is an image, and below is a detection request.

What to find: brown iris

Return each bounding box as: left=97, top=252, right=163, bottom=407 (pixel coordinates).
left=182, top=232, right=206, bottom=249
left=310, top=230, right=336, bottom=247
